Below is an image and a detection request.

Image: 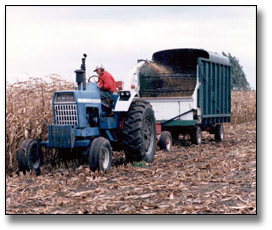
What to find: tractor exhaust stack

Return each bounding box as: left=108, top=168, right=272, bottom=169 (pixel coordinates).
left=75, top=53, right=87, bottom=90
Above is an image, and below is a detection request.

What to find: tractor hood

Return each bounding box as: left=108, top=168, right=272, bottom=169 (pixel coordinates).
left=53, top=83, right=101, bottom=104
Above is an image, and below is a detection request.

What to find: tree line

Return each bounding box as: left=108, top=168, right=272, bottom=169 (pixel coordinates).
left=222, top=52, right=251, bottom=91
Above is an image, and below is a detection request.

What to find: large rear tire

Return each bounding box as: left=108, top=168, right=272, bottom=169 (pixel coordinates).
left=122, top=101, right=156, bottom=163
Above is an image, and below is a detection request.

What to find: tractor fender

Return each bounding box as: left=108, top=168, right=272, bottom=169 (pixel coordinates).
left=113, top=91, right=137, bottom=112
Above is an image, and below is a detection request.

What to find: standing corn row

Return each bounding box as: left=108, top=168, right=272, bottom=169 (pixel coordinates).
left=6, top=75, right=75, bottom=174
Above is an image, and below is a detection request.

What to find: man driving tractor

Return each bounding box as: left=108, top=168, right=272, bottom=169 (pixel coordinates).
left=94, top=65, right=116, bottom=114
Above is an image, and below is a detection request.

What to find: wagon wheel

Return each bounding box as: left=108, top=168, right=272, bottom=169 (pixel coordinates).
left=191, top=126, right=202, bottom=145
left=215, top=124, right=224, bottom=141
left=158, top=131, right=173, bottom=152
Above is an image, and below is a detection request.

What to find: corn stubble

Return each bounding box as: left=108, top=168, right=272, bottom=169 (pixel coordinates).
left=6, top=76, right=256, bottom=214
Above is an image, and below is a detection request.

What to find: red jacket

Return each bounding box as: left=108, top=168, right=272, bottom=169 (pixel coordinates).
left=97, top=71, right=116, bottom=92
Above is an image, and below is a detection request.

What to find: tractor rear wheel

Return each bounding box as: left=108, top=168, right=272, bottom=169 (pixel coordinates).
left=18, top=138, right=41, bottom=175
left=122, top=100, right=156, bottom=163
left=89, top=137, right=112, bottom=173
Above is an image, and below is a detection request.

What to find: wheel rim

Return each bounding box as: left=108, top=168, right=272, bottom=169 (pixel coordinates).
left=220, top=126, right=224, bottom=140
left=143, top=116, right=154, bottom=155
left=30, top=145, right=40, bottom=169
left=197, top=128, right=202, bottom=144
left=32, top=158, right=40, bottom=169
left=101, top=147, right=110, bottom=169
left=166, top=136, right=171, bottom=150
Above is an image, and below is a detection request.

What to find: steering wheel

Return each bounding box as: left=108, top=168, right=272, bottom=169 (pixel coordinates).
left=88, top=75, right=105, bottom=89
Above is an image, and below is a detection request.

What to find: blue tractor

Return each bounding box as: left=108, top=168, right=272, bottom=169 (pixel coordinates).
left=17, top=54, right=157, bottom=174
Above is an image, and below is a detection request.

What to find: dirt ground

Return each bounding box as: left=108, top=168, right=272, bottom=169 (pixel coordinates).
left=6, top=121, right=256, bottom=214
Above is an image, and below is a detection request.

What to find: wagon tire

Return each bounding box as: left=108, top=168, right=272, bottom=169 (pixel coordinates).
left=158, top=131, right=172, bottom=152
left=191, top=126, right=202, bottom=145
left=122, top=100, right=156, bottom=163
left=18, top=138, right=41, bottom=175
left=215, top=124, right=224, bottom=141
left=89, top=137, right=112, bottom=173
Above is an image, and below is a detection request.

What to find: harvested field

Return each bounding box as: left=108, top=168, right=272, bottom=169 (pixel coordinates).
left=5, top=78, right=256, bottom=214
left=6, top=121, right=256, bottom=214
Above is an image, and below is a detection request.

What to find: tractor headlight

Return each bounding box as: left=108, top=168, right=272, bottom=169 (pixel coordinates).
left=119, top=91, right=131, bottom=101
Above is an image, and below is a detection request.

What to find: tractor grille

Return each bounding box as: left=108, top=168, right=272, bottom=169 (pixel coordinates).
left=54, top=104, right=78, bottom=125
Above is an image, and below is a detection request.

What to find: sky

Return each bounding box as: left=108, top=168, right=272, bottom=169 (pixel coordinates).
left=6, top=6, right=256, bottom=88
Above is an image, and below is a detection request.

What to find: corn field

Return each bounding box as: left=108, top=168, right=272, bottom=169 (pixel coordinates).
left=5, top=77, right=256, bottom=175
left=231, top=91, right=256, bottom=124
left=6, top=75, right=75, bottom=174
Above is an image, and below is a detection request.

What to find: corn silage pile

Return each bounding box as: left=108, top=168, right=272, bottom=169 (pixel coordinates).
left=139, top=62, right=196, bottom=97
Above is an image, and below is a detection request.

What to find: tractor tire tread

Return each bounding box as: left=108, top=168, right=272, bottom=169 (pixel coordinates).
left=121, top=100, right=156, bottom=163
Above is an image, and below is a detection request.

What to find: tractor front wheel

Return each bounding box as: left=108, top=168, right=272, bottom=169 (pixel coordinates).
left=89, top=137, right=112, bottom=173
left=18, top=138, right=41, bottom=175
